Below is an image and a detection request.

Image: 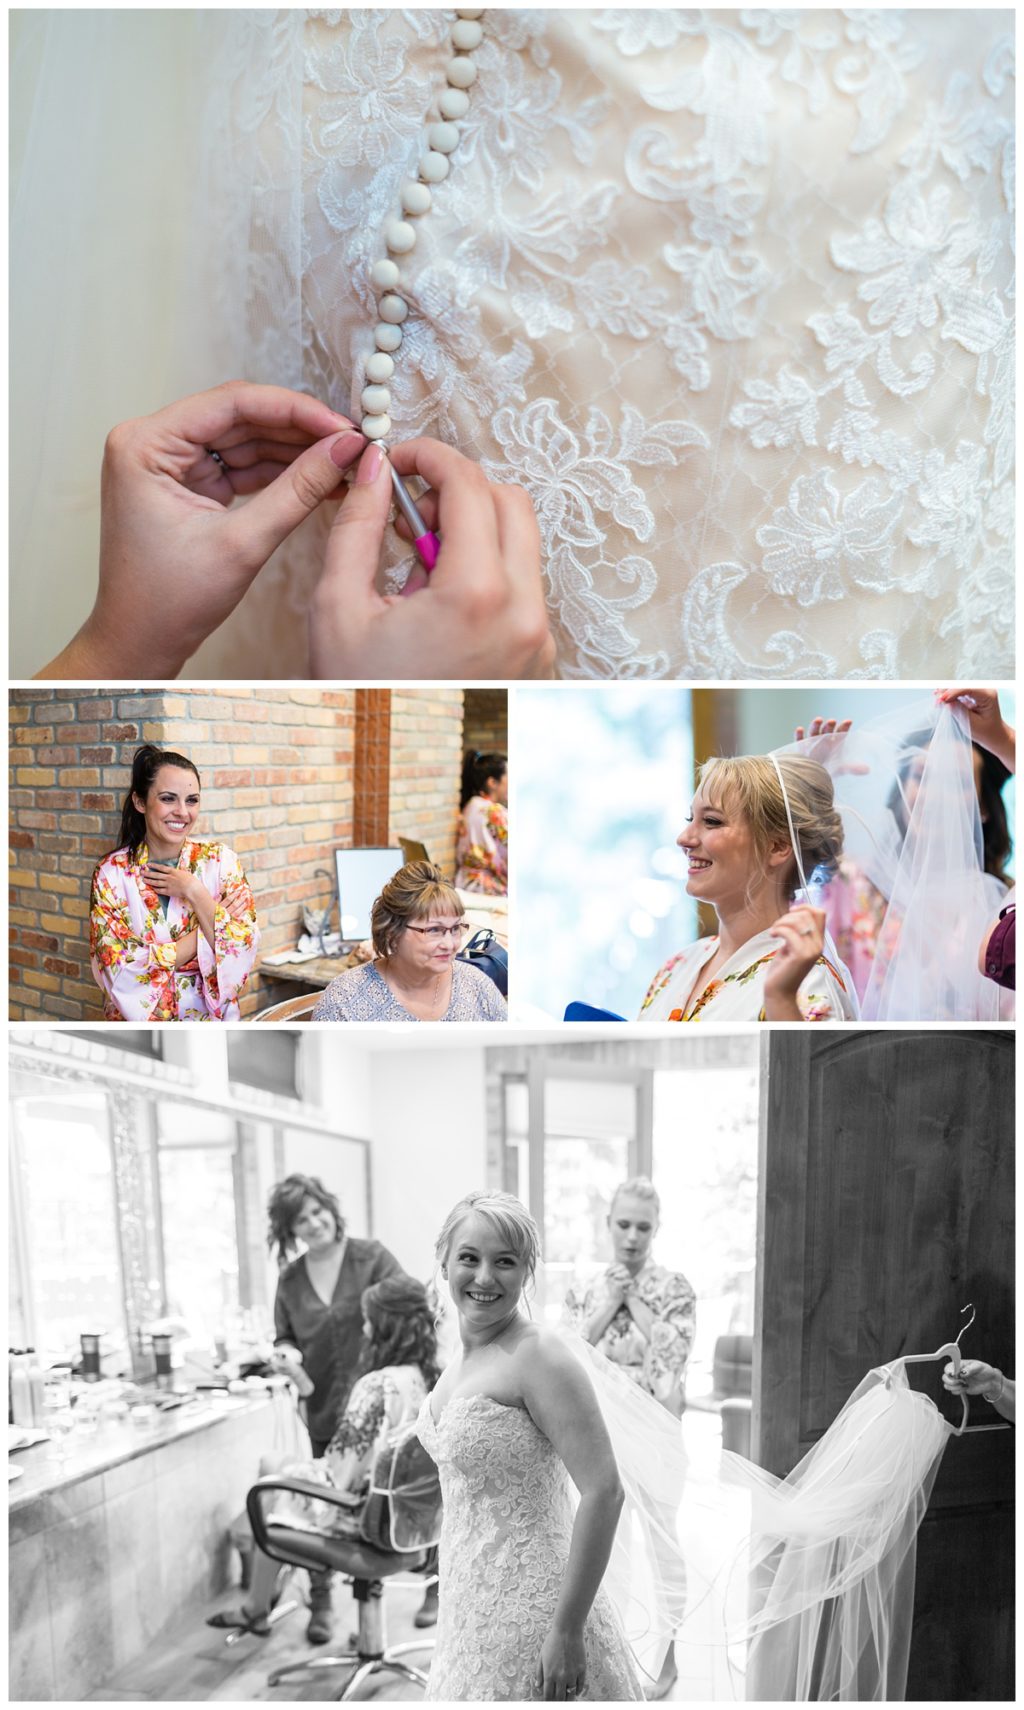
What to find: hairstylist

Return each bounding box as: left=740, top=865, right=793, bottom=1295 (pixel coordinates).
left=34, top=381, right=555, bottom=681
left=267, top=1173, right=403, bottom=1644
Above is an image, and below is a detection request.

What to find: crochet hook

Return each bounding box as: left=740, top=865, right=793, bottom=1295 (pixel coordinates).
left=385, top=454, right=440, bottom=572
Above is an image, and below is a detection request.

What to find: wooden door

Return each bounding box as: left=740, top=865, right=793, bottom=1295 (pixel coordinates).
left=755, top=1031, right=1014, bottom=1702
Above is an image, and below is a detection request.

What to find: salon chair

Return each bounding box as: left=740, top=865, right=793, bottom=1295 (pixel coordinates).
left=246, top=1442, right=441, bottom=1700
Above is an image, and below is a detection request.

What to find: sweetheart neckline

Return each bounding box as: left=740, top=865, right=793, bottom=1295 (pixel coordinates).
left=425, top=1391, right=527, bottom=1430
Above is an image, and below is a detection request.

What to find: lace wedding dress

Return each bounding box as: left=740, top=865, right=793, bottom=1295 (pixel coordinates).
left=11, top=10, right=1013, bottom=677
left=416, top=1392, right=642, bottom=1701
left=183, top=7, right=1015, bottom=679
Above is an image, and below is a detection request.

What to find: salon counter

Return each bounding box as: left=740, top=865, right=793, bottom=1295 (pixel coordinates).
left=10, top=1390, right=299, bottom=1700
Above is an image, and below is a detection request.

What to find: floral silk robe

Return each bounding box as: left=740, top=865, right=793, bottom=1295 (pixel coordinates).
left=637, top=929, right=858, bottom=1023
left=455, top=796, right=508, bottom=896
left=90, top=839, right=259, bottom=1021
left=564, top=1260, right=697, bottom=1417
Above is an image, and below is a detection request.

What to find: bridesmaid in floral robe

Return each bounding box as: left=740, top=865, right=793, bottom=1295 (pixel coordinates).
left=89, top=744, right=258, bottom=1021
left=564, top=1177, right=695, bottom=1418
left=564, top=1175, right=694, bottom=1701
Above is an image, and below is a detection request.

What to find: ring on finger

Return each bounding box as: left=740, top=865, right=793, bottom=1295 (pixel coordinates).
left=206, top=447, right=227, bottom=467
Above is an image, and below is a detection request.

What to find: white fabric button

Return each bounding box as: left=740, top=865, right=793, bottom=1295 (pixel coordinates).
left=400, top=179, right=432, bottom=216
left=361, top=413, right=391, bottom=440
left=446, top=56, right=477, bottom=89
left=439, top=86, right=470, bottom=121
left=419, top=149, right=451, bottom=183
left=452, top=19, right=483, bottom=50
left=361, top=384, right=391, bottom=415
left=378, top=293, right=408, bottom=325
left=374, top=323, right=403, bottom=353
left=385, top=218, right=416, bottom=254
left=370, top=257, right=400, bottom=290
left=428, top=121, right=460, bottom=155
left=365, top=351, right=395, bottom=383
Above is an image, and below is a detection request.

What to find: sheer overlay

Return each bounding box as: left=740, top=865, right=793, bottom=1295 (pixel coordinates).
left=568, top=1338, right=954, bottom=1701
left=780, top=698, right=1014, bottom=1021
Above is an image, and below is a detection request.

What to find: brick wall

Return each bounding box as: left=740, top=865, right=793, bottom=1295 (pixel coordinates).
left=10, top=688, right=466, bottom=1020
left=389, top=691, right=465, bottom=878
left=462, top=690, right=508, bottom=758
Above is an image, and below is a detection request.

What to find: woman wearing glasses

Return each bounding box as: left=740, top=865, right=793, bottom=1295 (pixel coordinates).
left=311, top=861, right=507, bottom=1021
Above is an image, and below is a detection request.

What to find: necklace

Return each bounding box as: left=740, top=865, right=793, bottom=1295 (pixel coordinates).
left=382, top=959, right=453, bottom=1019
left=360, top=7, right=486, bottom=441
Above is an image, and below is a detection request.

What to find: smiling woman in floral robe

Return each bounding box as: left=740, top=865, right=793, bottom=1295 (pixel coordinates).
left=90, top=838, right=258, bottom=1021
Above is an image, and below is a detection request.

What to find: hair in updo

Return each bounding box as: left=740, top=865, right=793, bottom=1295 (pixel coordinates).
left=434, top=1190, right=541, bottom=1292
left=360, top=1275, right=442, bottom=1389
left=370, top=861, right=465, bottom=960
left=611, top=1175, right=661, bottom=1219
left=696, top=753, right=844, bottom=889
left=461, top=750, right=507, bottom=809
left=114, top=744, right=201, bottom=860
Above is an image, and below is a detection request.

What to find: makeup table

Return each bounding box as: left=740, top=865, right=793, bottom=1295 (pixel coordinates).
left=9, top=1389, right=292, bottom=1699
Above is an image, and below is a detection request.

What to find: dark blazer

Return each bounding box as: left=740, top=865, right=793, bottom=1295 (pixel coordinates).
left=274, top=1236, right=403, bottom=1444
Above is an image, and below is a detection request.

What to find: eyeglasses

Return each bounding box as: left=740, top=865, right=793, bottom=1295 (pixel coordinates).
left=405, top=922, right=467, bottom=941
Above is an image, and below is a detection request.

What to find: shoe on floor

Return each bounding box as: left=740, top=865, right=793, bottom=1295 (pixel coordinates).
left=306, top=1604, right=334, bottom=1645
left=206, top=1607, right=270, bottom=1638
left=413, top=1583, right=439, bottom=1629
left=306, top=1586, right=334, bottom=1646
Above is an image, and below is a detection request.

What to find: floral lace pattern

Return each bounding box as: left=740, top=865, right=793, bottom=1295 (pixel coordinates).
left=417, top=1393, right=641, bottom=1701
left=186, top=10, right=1014, bottom=679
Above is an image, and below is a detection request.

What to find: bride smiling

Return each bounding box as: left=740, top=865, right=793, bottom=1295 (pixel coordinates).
left=417, top=1190, right=643, bottom=1702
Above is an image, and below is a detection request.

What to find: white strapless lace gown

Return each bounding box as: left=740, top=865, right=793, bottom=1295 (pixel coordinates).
left=416, top=1393, right=642, bottom=1702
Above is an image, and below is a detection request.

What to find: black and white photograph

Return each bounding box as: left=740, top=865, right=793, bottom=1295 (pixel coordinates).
left=8, top=1027, right=1013, bottom=1702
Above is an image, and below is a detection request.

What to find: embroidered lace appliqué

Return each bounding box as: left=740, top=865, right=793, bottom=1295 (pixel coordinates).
left=185, top=9, right=1014, bottom=679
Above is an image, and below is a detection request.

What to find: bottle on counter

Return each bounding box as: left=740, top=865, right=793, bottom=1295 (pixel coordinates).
left=25, top=1348, right=45, bottom=1426
left=10, top=1352, right=34, bottom=1428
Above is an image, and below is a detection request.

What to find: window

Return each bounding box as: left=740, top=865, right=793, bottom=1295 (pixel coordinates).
left=65, top=1028, right=161, bottom=1059
left=9, top=1071, right=125, bottom=1354
left=227, top=1032, right=299, bottom=1099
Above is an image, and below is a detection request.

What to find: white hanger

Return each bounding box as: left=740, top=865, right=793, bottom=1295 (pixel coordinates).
left=900, top=1304, right=976, bottom=1436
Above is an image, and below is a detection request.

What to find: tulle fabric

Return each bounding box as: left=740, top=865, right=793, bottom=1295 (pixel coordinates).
left=568, top=1339, right=953, bottom=1701
left=778, top=699, right=1013, bottom=1021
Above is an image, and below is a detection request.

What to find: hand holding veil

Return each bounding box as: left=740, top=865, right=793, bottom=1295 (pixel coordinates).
left=564, top=1334, right=953, bottom=1702
left=775, top=697, right=1012, bottom=1021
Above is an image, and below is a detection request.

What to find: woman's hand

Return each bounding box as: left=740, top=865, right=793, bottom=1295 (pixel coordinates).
left=173, top=929, right=200, bottom=971
left=942, top=1359, right=1003, bottom=1397
left=935, top=687, right=1016, bottom=773
left=534, top=1624, right=586, bottom=1702
left=764, top=905, right=826, bottom=1019
left=37, top=382, right=365, bottom=679
left=603, top=1264, right=632, bottom=1308
left=793, top=716, right=852, bottom=743
left=309, top=439, right=556, bottom=680
left=142, top=865, right=200, bottom=904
